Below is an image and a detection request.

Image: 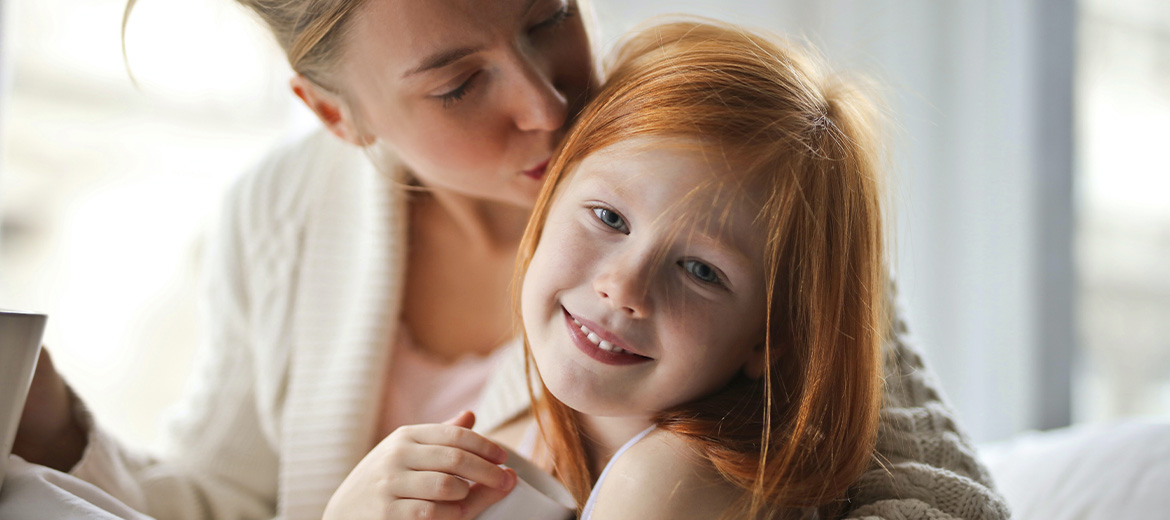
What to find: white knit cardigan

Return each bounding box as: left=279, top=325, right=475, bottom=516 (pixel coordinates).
left=68, top=130, right=1009, bottom=520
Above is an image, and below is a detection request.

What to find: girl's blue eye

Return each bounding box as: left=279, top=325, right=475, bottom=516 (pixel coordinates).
left=682, top=259, right=722, bottom=285
left=592, top=207, right=628, bottom=233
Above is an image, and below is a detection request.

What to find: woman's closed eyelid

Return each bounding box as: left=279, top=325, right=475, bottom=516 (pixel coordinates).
left=434, top=71, right=481, bottom=108
left=530, top=2, right=573, bottom=33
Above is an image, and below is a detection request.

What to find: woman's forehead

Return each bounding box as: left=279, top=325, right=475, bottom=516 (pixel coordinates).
left=346, top=0, right=546, bottom=77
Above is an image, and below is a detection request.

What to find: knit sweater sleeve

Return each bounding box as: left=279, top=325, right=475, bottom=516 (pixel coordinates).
left=64, top=134, right=330, bottom=520
left=839, top=289, right=1011, bottom=520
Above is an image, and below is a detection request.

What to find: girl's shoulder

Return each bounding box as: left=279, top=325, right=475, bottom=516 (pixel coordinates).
left=589, top=429, right=742, bottom=520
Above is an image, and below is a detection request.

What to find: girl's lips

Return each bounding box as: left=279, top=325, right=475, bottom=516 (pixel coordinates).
left=522, top=159, right=550, bottom=180
left=562, top=308, right=652, bottom=367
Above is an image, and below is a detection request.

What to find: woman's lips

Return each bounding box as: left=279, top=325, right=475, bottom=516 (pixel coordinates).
left=522, top=159, right=550, bottom=180
left=562, top=307, right=652, bottom=367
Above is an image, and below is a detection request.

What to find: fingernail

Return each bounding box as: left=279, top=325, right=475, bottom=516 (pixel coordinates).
left=503, top=469, right=517, bottom=489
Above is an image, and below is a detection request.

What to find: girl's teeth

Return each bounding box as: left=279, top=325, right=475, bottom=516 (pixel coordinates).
left=573, top=314, right=636, bottom=355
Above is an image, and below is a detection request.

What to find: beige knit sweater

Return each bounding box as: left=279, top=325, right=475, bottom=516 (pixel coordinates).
left=68, top=130, right=1009, bottom=520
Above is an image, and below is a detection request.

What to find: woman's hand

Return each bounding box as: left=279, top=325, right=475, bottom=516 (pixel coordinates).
left=324, top=411, right=518, bottom=520
left=12, top=347, right=89, bottom=471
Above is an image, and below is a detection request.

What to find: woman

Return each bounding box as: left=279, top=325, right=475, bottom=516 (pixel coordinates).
left=13, top=1, right=1008, bottom=519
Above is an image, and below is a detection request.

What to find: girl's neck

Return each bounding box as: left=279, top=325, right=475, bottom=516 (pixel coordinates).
left=414, top=185, right=530, bottom=253
left=579, top=414, right=656, bottom=476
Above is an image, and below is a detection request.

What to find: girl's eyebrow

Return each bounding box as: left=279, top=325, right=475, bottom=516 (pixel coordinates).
left=686, top=232, right=754, bottom=283
left=580, top=174, right=628, bottom=201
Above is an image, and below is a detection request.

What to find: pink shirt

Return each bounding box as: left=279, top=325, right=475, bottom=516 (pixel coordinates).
left=376, top=326, right=511, bottom=438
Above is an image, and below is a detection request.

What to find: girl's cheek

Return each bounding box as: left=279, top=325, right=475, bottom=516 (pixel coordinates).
left=543, top=215, right=586, bottom=266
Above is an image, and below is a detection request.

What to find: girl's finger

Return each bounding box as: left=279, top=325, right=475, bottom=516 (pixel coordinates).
left=387, top=471, right=472, bottom=502
left=386, top=498, right=462, bottom=520
left=403, top=445, right=515, bottom=490
left=457, top=471, right=517, bottom=518
left=442, top=410, right=475, bottom=429
left=404, top=423, right=508, bottom=465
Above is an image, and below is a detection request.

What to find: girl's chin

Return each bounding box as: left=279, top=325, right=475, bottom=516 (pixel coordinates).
left=543, top=378, right=639, bottom=417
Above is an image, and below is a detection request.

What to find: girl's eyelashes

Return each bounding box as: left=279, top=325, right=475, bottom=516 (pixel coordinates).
left=436, top=71, right=480, bottom=108
left=591, top=206, right=629, bottom=233
left=529, top=3, right=575, bottom=35
left=680, top=259, right=727, bottom=287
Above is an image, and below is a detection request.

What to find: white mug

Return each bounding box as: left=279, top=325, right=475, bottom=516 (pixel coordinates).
left=0, top=310, right=48, bottom=493
left=476, top=444, right=576, bottom=520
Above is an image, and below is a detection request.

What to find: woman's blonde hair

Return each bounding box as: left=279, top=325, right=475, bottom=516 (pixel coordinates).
left=514, top=19, right=888, bottom=518
left=123, top=0, right=601, bottom=93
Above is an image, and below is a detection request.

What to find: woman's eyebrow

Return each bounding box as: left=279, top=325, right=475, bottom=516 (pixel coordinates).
left=402, top=0, right=543, bottom=79
left=402, top=46, right=483, bottom=78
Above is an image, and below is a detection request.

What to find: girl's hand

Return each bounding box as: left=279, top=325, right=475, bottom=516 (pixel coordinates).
left=12, top=347, right=88, bottom=471
left=324, top=411, right=517, bottom=520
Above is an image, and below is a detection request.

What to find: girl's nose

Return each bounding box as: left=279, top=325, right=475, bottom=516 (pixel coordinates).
left=511, top=57, right=569, bottom=132
left=593, top=255, right=653, bottom=318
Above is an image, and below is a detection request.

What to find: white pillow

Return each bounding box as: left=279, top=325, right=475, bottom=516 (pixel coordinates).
left=980, top=420, right=1170, bottom=520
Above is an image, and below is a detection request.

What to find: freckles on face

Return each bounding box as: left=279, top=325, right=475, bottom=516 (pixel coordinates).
left=337, top=0, right=595, bottom=206
left=521, top=137, right=770, bottom=418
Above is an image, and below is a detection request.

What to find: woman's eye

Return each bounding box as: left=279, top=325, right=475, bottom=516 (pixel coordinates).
left=435, top=72, right=480, bottom=108
left=592, top=207, right=628, bottom=233
left=682, top=259, right=722, bottom=285
left=529, top=4, right=574, bottom=34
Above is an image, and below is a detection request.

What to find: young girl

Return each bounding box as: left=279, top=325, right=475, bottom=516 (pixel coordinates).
left=512, top=19, right=887, bottom=519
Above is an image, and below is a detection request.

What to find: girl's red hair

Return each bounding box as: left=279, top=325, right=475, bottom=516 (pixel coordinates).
left=514, top=19, right=888, bottom=518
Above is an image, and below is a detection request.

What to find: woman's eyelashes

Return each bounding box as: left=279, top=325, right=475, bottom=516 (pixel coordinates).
left=529, top=3, right=574, bottom=35
left=436, top=71, right=480, bottom=108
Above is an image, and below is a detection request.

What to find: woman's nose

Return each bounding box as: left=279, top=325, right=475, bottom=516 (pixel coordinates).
left=510, top=57, right=569, bottom=132
left=593, top=254, right=653, bottom=318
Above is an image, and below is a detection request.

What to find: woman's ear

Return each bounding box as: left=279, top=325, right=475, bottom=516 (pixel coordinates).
left=289, top=75, right=372, bottom=146
left=743, top=342, right=769, bottom=380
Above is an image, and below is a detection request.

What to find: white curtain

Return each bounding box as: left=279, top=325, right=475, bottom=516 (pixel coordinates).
left=592, top=0, right=1077, bottom=442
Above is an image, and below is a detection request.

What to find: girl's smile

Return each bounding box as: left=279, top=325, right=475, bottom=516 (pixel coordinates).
left=563, top=307, right=653, bottom=365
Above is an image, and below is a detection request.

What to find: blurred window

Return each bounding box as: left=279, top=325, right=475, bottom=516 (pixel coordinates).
left=0, top=0, right=305, bottom=444
left=1076, top=0, right=1170, bottom=421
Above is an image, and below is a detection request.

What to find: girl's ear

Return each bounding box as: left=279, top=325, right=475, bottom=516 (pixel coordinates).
left=289, top=75, right=373, bottom=146
left=743, top=342, right=769, bottom=380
